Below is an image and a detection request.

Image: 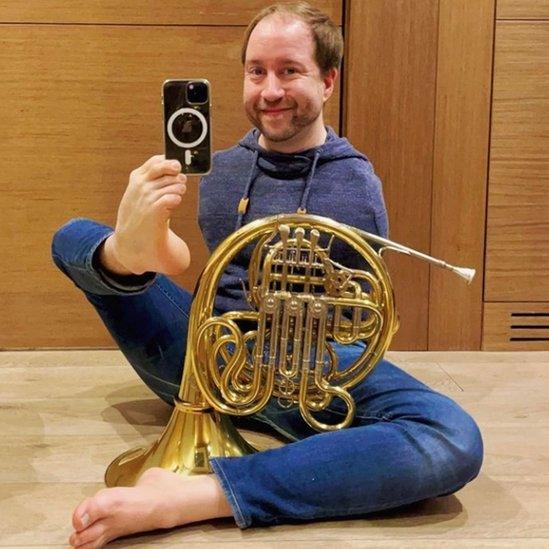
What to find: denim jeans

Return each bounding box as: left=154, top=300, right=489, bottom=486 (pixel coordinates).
left=51, top=218, right=483, bottom=529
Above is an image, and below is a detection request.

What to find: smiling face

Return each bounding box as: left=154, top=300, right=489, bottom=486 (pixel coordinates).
left=243, top=15, right=337, bottom=153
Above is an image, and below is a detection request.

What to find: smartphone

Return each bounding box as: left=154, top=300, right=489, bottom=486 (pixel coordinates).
left=162, top=79, right=212, bottom=175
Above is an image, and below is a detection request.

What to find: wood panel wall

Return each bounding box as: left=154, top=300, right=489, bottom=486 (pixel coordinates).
left=497, top=0, right=549, bottom=19
left=0, top=1, right=341, bottom=24
left=482, top=0, right=549, bottom=350
left=344, top=0, right=494, bottom=350
left=0, top=1, right=341, bottom=349
left=429, top=0, right=494, bottom=350
left=3, top=1, right=543, bottom=352
left=344, top=0, right=438, bottom=350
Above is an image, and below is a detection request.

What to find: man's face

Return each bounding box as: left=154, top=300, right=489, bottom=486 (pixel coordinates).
left=243, top=15, right=335, bottom=145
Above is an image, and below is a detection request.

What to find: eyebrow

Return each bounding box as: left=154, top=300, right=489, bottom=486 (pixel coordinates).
left=245, top=59, right=307, bottom=68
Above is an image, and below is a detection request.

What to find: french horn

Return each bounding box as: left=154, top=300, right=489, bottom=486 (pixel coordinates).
left=105, top=213, right=474, bottom=486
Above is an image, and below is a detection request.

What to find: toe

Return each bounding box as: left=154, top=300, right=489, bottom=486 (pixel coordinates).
left=69, top=518, right=110, bottom=548
left=72, top=492, right=110, bottom=532
left=72, top=497, right=92, bottom=532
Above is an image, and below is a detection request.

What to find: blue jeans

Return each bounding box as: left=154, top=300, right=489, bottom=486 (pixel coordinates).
left=51, top=218, right=483, bottom=529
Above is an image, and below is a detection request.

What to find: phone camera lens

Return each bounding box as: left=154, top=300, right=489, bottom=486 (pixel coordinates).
left=186, top=81, right=208, bottom=104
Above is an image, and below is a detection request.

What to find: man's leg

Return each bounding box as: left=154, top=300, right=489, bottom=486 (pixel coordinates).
left=54, top=228, right=482, bottom=542
left=51, top=217, right=192, bottom=403
left=210, top=344, right=484, bottom=528
left=69, top=342, right=482, bottom=545
left=53, top=219, right=240, bottom=549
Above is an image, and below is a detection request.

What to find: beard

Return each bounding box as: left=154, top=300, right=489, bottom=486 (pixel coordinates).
left=245, top=99, right=322, bottom=143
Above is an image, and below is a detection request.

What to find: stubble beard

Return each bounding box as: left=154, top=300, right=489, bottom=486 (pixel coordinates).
left=246, top=100, right=322, bottom=144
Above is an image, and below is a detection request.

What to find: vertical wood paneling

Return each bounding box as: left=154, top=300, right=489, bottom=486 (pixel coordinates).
left=0, top=26, right=251, bottom=349
left=428, top=0, right=495, bottom=350
left=344, top=0, right=438, bottom=350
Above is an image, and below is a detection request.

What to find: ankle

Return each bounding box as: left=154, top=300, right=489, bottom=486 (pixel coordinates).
left=98, top=234, right=137, bottom=276
left=182, top=474, right=234, bottom=523
left=208, top=474, right=234, bottom=519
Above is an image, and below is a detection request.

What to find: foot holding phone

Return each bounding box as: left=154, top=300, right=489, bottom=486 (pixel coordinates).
left=99, top=154, right=191, bottom=277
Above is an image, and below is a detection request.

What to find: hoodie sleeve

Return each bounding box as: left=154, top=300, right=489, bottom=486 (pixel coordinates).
left=359, top=160, right=389, bottom=239
left=369, top=170, right=389, bottom=238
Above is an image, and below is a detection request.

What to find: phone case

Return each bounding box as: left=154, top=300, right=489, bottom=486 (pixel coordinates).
left=162, top=79, right=212, bottom=175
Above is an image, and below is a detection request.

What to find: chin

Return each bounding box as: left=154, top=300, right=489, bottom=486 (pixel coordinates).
left=262, top=130, right=298, bottom=143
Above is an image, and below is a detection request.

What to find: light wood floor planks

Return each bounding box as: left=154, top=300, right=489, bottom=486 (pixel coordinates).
left=1, top=350, right=548, bottom=547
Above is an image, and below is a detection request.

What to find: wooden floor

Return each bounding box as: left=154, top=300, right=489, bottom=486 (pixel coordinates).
left=1, top=350, right=548, bottom=548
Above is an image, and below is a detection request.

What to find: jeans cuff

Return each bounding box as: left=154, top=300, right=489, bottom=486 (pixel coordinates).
left=52, top=218, right=158, bottom=296
left=88, top=234, right=158, bottom=294
left=209, top=458, right=251, bottom=529
left=93, top=253, right=158, bottom=293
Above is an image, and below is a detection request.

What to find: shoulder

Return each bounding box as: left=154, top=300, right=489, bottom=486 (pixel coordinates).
left=212, top=144, right=250, bottom=169
left=340, top=155, right=378, bottom=179
left=200, top=145, right=252, bottom=187
left=315, top=155, right=388, bottom=237
left=324, top=156, right=384, bottom=197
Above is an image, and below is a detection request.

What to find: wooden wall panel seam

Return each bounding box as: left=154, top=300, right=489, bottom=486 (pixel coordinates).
left=426, top=0, right=442, bottom=352
left=481, top=1, right=499, bottom=347
left=339, top=0, right=349, bottom=136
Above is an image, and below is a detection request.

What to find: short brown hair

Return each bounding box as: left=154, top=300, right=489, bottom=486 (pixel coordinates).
left=241, top=1, right=343, bottom=75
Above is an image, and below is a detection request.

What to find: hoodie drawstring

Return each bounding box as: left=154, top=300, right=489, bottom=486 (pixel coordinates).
left=235, top=148, right=321, bottom=229
left=297, top=150, right=320, bottom=214
left=235, top=149, right=259, bottom=230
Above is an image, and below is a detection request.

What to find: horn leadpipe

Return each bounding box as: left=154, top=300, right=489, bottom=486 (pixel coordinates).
left=347, top=225, right=476, bottom=284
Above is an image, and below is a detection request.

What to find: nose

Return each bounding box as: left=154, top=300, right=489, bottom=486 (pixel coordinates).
left=261, top=72, right=285, bottom=103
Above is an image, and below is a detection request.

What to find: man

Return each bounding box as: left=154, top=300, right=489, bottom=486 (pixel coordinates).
left=52, top=3, right=482, bottom=548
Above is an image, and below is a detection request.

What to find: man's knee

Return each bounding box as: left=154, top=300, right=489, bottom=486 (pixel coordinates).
left=51, top=218, right=88, bottom=266
left=456, top=411, right=483, bottom=483
left=436, top=400, right=483, bottom=490
left=51, top=217, right=113, bottom=278
left=51, top=218, right=86, bottom=275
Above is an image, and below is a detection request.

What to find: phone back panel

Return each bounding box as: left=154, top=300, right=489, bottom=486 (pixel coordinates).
left=163, top=79, right=212, bottom=175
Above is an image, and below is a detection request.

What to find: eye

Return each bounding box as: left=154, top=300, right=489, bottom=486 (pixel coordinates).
left=248, top=67, right=264, bottom=77
left=283, top=67, right=297, bottom=75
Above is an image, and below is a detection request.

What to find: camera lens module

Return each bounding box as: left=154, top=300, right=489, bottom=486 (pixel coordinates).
left=186, top=81, right=208, bottom=104
left=167, top=108, right=207, bottom=148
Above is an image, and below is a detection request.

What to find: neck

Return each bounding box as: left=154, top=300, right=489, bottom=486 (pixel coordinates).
left=259, top=118, right=327, bottom=154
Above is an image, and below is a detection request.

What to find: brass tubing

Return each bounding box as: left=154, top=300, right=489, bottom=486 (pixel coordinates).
left=347, top=224, right=476, bottom=283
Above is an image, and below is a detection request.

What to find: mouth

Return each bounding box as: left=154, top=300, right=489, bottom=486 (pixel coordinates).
left=261, top=107, right=292, bottom=116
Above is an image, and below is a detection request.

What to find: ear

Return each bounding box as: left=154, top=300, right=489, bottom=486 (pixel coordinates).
left=322, top=67, right=338, bottom=102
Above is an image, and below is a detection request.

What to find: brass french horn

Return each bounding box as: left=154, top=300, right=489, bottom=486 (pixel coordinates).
left=105, top=213, right=474, bottom=486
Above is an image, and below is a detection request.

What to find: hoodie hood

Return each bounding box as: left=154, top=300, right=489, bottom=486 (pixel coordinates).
left=234, top=126, right=367, bottom=228
left=198, top=125, right=389, bottom=316
left=238, top=126, right=367, bottom=177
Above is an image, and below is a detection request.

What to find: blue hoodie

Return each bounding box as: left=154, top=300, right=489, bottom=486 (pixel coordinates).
left=198, top=126, right=388, bottom=314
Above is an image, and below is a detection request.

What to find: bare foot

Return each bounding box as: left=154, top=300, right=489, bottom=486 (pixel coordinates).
left=99, top=155, right=191, bottom=277
left=68, top=468, right=233, bottom=548
left=103, top=225, right=190, bottom=277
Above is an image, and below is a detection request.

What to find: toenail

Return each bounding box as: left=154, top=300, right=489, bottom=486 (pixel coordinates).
left=80, top=513, right=90, bottom=527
